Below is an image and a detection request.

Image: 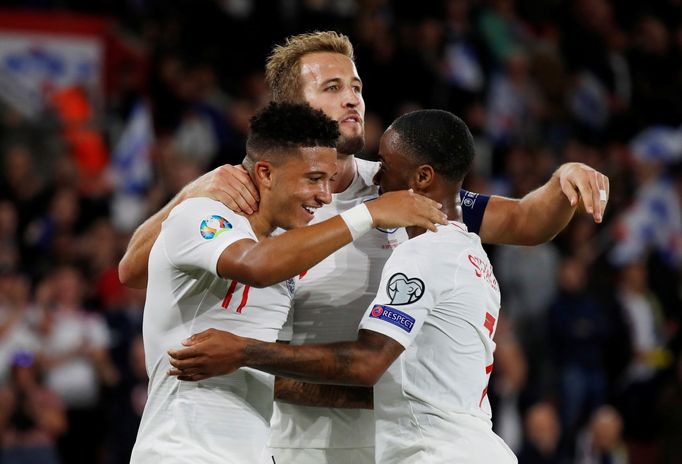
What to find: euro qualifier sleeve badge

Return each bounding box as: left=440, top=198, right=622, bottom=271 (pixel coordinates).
left=200, top=215, right=233, bottom=239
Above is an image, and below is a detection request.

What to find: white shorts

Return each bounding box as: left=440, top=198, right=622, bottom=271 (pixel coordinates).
left=271, top=446, right=374, bottom=464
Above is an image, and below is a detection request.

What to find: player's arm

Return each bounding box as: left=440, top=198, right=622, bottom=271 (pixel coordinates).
left=118, top=165, right=259, bottom=288
left=273, top=325, right=372, bottom=408
left=215, top=190, right=447, bottom=288
left=274, top=377, right=373, bottom=409
left=478, top=162, right=610, bottom=245
left=168, top=328, right=403, bottom=387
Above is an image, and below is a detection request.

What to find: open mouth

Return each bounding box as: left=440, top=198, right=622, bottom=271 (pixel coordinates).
left=302, top=205, right=317, bottom=215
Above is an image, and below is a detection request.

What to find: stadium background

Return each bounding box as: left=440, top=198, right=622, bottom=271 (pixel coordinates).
left=0, top=0, right=680, bottom=463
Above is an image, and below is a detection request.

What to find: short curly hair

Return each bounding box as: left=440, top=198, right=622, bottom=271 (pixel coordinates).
left=244, top=101, right=339, bottom=168
left=266, top=31, right=355, bottom=103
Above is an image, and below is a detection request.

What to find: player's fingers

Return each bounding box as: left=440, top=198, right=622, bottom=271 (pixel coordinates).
left=219, top=172, right=260, bottom=213
left=232, top=184, right=260, bottom=215
left=587, top=170, right=603, bottom=223
left=209, top=185, right=254, bottom=215
left=168, top=353, right=194, bottom=368
left=168, top=346, right=196, bottom=360
left=595, top=172, right=608, bottom=223
left=423, top=220, right=439, bottom=233
left=181, top=329, right=213, bottom=346
left=603, top=176, right=610, bottom=215
left=206, top=167, right=259, bottom=214
left=228, top=165, right=260, bottom=202
left=559, top=175, right=579, bottom=207
left=574, top=174, right=595, bottom=217
left=412, top=193, right=446, bottom=225
left=428, top=210, right=448, bottom=227
left=412, top=191, right=443, bottom=210
left=167, top=367, right=182, bottom=376
left=177, top=373, right=207, bottom=382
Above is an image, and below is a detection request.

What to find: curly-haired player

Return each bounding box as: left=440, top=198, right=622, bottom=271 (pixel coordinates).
left=128, top=102, right=447, bottom=464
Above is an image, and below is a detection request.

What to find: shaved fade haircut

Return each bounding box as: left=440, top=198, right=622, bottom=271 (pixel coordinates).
left=244, top=102, right=339, bottom=171
left=390, top=110, right=475, bottom=182
left=266, top=31, right=355, bottom=103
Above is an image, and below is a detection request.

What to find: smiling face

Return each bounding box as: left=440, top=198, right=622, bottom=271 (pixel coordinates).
left=373, top=128, right=418, bottom=194
left=265, top=146, right=338, bottom=230
left=300, top=52, right=365, bottom=155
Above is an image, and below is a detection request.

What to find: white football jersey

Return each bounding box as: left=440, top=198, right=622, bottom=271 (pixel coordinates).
left=269, top=159, right=492, bottom=450
left=359, top=222, right=516, bottom=464
left=130, top=198, right=294, bottom=464
left=269, top=158, right=397, bottom=449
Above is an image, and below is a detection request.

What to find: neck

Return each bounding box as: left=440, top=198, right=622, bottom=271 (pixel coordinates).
left=246, top=209, right=275, bottom=240
left=406, top=188, right=462, bottom=239
left=331, top=153, right=357, bottom=194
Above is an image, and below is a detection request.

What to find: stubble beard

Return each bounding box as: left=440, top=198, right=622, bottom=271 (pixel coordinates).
left=336, top=133, right=365, bottom=156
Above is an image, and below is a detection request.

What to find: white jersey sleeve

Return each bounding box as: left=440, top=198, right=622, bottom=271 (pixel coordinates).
left=161, top=197, right=257, bottom=278
left=359, top=239, right=440, bottom=348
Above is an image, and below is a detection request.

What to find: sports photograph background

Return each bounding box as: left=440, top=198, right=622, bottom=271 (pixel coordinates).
left=0, top=1, right=680, bottom=463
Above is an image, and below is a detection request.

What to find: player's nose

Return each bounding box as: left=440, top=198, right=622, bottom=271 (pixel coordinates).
left=317, top=181, right=332, bottom=205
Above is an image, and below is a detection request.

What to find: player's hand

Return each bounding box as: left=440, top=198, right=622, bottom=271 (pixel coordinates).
left=180, top=164, right=259, bottom=215
left=366, top=190, right=448, bottom=232
left=167, top=328, right=247, bottom=381
left=556, top=162, right=609, bottom=223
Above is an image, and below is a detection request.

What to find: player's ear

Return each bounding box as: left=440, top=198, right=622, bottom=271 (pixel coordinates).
left=413, top=164, right=434, bottom=190
left=254, top=161, right=274, bottom=189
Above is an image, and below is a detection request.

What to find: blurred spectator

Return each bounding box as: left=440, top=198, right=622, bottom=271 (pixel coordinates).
left=485, top=51, right=545, bottom=147
left=0, top=350, right=67, bottom=464
left=0, top=146, right=51, bottom=249
left=441, top=0, right=491, bottom=116
left=575, top=406, right=629, bottom=464
left=615, top=260, right=672, bottom=451
left=0, top=272, right=40, bottom=386
left=0, top=200, right=19, bottom=249
left=478, top=0, right=529, bottom=66
left=548, top=256, right=618, bottom=446
left=104, top=334, right=147, bottom=464
left=489, top=315, right=528, bottom=453
left=36, top=266, right=117, bottom=464
left=495, top=240, right=560, bottom=398
left=617, top=260, right=671, bottom=385
left=628, top=16, right=682, bottom=129
left=23, top=188, right=81, bottom=274
left=611, top=126, right=682, bottom=269
left=517, top=402, right=565, bottom=464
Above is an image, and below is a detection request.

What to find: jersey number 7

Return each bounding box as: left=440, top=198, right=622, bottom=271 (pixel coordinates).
left=479, top=311, right=497, bottom=407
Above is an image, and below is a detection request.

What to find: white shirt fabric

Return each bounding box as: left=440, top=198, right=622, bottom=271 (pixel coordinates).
left=269, top=158, right=399, bottom=449
left=359, top=222, right=516, bottom=463
left=130, top=197, right=294, bottom=464
left=41, top=308, right=110, bottom=409
left=269, top=159, right=492, bottom=453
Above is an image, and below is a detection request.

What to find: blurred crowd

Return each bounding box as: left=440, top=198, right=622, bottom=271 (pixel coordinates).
left=0, top=0, right=680, bottom=463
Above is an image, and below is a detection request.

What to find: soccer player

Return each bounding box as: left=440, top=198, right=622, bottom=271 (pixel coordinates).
left=120, top=32, right=609, bottom=464
left=168, top=109, right=518, bottom=463
left=128, top=102, right=447, bottom=464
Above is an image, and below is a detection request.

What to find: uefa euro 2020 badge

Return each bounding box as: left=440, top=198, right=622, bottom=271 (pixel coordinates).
left=200, top=215, right=233, bottom=239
